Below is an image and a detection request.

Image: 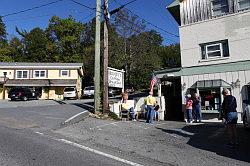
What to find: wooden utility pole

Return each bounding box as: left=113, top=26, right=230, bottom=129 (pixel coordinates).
left=103, top=0, right=109, bottom=114
left=94, top=0, right=101, bottom=113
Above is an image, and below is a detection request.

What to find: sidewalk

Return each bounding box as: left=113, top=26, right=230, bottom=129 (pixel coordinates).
left=54, top=117, right=250, bottom=166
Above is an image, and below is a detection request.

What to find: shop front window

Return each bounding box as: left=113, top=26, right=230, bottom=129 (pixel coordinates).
left=199, top=88, right=221, bottom=111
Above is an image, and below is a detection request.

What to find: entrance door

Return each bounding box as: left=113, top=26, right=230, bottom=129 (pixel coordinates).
left=161, top=77, right=183, bottom=120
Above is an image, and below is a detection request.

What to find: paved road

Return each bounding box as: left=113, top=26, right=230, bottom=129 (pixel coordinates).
left=0, top=125, right=128, bottom=166
left=55, top=118, right=250, bottom=166
left=0, top=100, right=133, bottom=166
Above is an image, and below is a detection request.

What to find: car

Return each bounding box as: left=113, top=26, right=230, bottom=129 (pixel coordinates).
left=8, top=87, right=40, bottom=101
left=108, top=87, right=122, bottom=97
left=125, top=85, right=134, bottom=94
left=83, top=86, right=95, bottom=98
left=63, top=87, right=78, bottom=100
left=243, top=104, right=250, bottom=129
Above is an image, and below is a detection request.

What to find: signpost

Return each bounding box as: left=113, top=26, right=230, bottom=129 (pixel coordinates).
left=108, top=67, right=125, bottom=92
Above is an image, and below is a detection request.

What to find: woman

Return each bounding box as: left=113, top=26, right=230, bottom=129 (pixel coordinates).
left=193, top=93, right=202, bottom=123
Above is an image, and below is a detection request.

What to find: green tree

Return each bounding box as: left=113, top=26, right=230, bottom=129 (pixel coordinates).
left=46, top=16, right=85, bottom=62
left=159, top=44, right=181, bottom=69
left=0, top=17, right=13, bottom=62
left=16, top=27, right=49, bottom=62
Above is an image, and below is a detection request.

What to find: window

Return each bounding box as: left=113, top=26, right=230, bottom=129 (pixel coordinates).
left=238, top=0, right=250, bottom=10
left=211, top=0, right=229, bottom=17
left=199, top=88, right=221, bottom=111
left=200, top=40, right=229, bottom=60
left=60, top=70, right=69, bottom=77
left=34, top=70, right=46, bottom=78
left=16, top=70, right=29, bottom=79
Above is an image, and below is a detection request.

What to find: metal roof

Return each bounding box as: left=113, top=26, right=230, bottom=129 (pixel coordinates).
left=167, top=0, right=179, bottom=8
left=0, top=62, right=83, bottom=69
left=155, top=60, right=250, bottom=78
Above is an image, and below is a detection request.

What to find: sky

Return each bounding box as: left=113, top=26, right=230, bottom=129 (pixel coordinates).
left=1, top=0, right=179, bottom=45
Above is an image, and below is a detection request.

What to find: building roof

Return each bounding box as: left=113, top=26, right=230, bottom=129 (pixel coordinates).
left=155, top=60, right=250, bottom=78
left=168, top=0, right=179, bottom=8
left=0, top=62, right=83, bottom=69
left=5, top=79, right=77, bottom=87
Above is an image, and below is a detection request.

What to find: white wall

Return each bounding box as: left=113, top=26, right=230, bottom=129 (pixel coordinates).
left=180, top=11, right=250, bottom=67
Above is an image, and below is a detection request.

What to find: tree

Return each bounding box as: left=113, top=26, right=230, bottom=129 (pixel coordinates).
left=159, top=44, right=181, bottom=69
left=16, top=27, right=49, bottom=62
left=0, top=17, right=13, bottom=62
left=0, top=17, right=7, bottom=43
left=111, top=9, right=146, bottom=85
left=46, top=16, right=85, bottom=62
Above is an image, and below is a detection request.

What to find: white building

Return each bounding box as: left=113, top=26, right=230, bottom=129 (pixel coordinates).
left=155, top=0, right=250, bottom=121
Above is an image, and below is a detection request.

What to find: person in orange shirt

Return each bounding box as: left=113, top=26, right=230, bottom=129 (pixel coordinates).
left=185, top=94, right=193, bottom=123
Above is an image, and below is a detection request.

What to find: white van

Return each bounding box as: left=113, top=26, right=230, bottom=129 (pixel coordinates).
left=63, top=87, right=78, bottom=100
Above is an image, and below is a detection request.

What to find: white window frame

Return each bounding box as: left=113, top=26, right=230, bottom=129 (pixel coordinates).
left=211, top=0, right=229, bottom=17
left=33, top=70, right=46, bottom=78
left=205, top=43, right=223, bottom=59
left=238, top=0, right=250, bottom=11
left=16, top=70, right=29, bottom=79
left=60, top=70, right=69, bottom=77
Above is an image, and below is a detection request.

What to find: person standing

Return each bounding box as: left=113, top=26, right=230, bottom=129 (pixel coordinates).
left=145, top=91, right=156, bottom=124
left=221, top=88, right=238, bottom=147
left=185, top=94, right=193, bottom=123
left=193, top=93, right=202, bottom=123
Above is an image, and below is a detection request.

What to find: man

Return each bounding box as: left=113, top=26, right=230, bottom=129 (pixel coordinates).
left=145, top=91, right=156, bottom=124
left=221, top=88, right=238, bottom=148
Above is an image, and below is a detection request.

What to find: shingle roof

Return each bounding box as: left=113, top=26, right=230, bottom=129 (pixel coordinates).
left=5, top=79, right=77, bottom=87
left=0, top=62, right=83, bottom=69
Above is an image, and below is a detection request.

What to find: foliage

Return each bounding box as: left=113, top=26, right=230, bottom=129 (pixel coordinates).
left=1, top=12, right=181, bottom=90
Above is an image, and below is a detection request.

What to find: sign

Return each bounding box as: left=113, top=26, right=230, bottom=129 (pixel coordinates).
left=108, top=67, right=124, bottom=88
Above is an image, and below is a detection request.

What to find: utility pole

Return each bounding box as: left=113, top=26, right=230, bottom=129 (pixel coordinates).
left=103, top=0, right=109, bottom=114
left=94, top=0, right=101, bottom=113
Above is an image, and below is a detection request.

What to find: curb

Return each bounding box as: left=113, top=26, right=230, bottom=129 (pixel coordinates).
left=61, top=111, right=90, bottom=127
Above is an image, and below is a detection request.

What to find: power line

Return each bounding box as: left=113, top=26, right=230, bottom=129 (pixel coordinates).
left=113, top=0, right=179, bottom=38
left=69, top=0, right=95, bottom=11
left=1, top=0, right=64, bottom=18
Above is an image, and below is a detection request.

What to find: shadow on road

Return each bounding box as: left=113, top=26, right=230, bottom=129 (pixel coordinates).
left=157, top=123, right=250, bottom=163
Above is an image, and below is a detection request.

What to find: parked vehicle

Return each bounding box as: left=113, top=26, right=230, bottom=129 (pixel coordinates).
left=243, top=105, right=250, bottom=129
left=63, top=87, right=78, bottom=100
left=125, top=85, right=134, bottom=94
left=83, top=86, right=94, bottom=98
left=108, top=87, right=122, bottom=97
left=8, top=87, right=40, bottom=101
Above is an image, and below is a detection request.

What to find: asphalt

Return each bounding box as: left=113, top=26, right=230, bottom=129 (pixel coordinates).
left=54, top=118, right=250, bottom=166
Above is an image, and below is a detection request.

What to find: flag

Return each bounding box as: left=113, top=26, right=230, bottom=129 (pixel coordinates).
left=149, top=74, right=158, bottom=93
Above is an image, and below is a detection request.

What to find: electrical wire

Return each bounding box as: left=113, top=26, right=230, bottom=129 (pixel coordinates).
left=1, top=0, right=64, bottom=18
left=112, top=0, right=179, bottom=38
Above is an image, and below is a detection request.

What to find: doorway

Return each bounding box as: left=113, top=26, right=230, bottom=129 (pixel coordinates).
left=161, top=77, right=183, bottom=120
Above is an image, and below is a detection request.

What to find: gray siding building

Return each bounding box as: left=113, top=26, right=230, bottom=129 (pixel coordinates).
left=155, top=0, right=250, bottom=121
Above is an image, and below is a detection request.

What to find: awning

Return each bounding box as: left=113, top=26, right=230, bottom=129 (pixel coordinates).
left=191, top=79, right=232, bottom=88
left=5, top=79, right=77, bottom=87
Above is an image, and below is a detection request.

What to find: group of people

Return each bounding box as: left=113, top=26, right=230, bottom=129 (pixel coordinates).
left=120, top=91, right=159, bottom=124
left=185, top=93, right=202, bottom=123
left=186, top=89, right=238, bottom=148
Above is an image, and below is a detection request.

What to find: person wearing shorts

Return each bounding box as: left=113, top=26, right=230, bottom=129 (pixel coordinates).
left=222, top=89, right=238, bottom=147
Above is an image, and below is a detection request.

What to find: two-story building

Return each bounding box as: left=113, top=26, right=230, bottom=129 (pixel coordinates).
left=155, top=0, right=250, bottom=121
left=0, top=62, right=83, bottom=100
